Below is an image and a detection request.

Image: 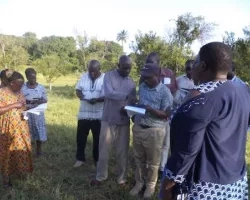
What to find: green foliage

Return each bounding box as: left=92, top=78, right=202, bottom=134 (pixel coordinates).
left=33, top=54, right=73, bottom=90
left=117, top=30, right=129, bottom=49
left=130, top=31, right=193, bottom=74
left=173, top=13, right=217, bottom=47
left=223, top=26, right=250, bottom=83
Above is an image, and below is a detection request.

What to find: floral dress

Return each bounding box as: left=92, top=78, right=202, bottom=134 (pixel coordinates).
left=0, top=88, right=33, bottom=177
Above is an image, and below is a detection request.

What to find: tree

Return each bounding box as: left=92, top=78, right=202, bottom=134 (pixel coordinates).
left=223, top=31, right=236, bottom=50
left=0, top=35, right=29, bottom=69
left=116, top=30, right=129, bottom=50
left=75, top=31, right=90, bottom=71
left=33, top=54, right=68, bottom=90
left=171, top=13, right=216, bottom=47
left=130, top=31, right=192, bottom=73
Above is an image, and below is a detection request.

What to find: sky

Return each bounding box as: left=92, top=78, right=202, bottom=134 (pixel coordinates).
left=0, top=0, right=250, bottom=54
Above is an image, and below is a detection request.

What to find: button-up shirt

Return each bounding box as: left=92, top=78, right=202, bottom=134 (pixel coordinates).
left=175, top=74, right=195, bottom=105
left=102, top=69, right=136, bottom=125
left=134, top=82, right=173, bottom=128
left=76, top=72, right=105, bottom=120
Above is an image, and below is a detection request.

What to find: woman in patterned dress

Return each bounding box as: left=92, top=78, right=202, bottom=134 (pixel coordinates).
left=22, top=68, right=47, bottom=157
left=160, top=42, right=249, bottom=200
left=0, top=70, right=33, bottom=189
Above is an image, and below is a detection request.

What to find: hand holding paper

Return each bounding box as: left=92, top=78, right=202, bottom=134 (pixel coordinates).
left=23, top=103, right=47, bottom=120
left=124, top=105, right=146, bottom=117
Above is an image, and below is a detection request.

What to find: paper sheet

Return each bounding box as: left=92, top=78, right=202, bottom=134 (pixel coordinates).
left=23, top=103, right=47, bottom=120
left=124, top=106, right=146, bottom=117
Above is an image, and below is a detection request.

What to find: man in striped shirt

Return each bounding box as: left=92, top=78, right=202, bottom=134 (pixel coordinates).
left=74, top=60, right=105, bottom=167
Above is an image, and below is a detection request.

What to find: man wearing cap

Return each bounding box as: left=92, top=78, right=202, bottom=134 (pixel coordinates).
left=130, top=63, right=173, bottom=199
left=141, top=52, right=176, bottom=179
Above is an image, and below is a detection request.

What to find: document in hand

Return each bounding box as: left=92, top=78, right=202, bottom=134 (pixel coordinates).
left=23, top=103, right=48, bottom=120
left=124, top=106, right=146, bottom=117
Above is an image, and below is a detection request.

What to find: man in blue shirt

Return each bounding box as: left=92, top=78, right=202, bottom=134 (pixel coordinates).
left=129, top=63, right=173, bottom=199
left=227, top=62, right=246, bottom=85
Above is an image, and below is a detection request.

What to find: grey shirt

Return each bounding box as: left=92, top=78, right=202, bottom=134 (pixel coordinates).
left=102, top=69, right=136, bottom=125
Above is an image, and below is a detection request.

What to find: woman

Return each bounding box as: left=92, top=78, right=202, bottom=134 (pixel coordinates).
left=0, top=69, right=9, bottom=88
left=22, top=68, right=47, bottom=157
left=0, top=70, right=33, bottom=188
left=160, top=42, right=249, bottom=200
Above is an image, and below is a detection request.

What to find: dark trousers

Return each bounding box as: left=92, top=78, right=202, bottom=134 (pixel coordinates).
left=76, top=119, right=101, bottom=163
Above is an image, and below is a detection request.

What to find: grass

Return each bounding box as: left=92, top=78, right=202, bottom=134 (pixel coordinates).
left=0, top=74, right=249, bottom=200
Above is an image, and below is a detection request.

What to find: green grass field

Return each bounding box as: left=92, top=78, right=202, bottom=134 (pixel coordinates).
left=0, top=74, right=249, bottom=200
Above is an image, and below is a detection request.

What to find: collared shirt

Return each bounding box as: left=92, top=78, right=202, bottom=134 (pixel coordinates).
left=175, top=74, right=195, bottom=105
left=102, top=69, right=136, bottom=125
left=76, top=72, right=105, bottom=120
left=231, top=76, right=246, bottom=85
left=134, top=82, right=173, bottom=128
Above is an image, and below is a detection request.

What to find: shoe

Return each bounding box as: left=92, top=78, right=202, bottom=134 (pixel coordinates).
left=143, top=187, right=155, bottom=199
left=129, top=182, right=144, bottom=196
left=90, top=179, right=102, bottom=186
left=73, top=160, right=85, bottom=167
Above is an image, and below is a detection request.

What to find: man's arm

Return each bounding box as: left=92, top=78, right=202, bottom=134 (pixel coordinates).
left=103, top=72, right=129, bottom=100
left=146, top=87, right=173, bottom=119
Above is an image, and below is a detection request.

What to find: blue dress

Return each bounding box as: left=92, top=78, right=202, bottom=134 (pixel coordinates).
left=160, top=81, right=249, bottom=200
left=22, top=83, right=47, bottom=142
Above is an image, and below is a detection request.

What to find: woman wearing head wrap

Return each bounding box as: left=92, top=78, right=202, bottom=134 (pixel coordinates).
left=0, top=70, right=33, bottom=189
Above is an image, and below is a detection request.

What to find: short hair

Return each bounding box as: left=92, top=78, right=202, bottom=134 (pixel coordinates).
left=88, top=60, right=100, bottom=68
left=185, top=60, right=194, bottom=66
left=231, top=62, right=236, bottom=72
left=146, top=52, right=160, bottom=64
left=119, top=55, right=131, bottom=64
left=200, top=42, right=232, bottom=73
left=25, top=68, right=36, bottom=76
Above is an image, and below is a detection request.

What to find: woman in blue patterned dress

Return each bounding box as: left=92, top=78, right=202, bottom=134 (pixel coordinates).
left=22, top=68, right=47, bottom=157
left=160, top=42, right=249, bottom=200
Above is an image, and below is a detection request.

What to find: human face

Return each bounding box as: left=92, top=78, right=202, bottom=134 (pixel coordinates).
left=88, top=65, right=101, bottom=80
left=143, top=75, right=159, bottom=88
left=192, top=54, right=203, bottom=85
left=10, top=79, right=24, bottom=93
left=118, top=62, right=131, bottom=77
left=185, top=62, right=193, bottom=79
left=27, top=72, right=37, bottom=85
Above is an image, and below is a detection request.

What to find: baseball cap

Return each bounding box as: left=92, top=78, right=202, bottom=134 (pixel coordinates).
left=140, top=63, right=160, bottom=77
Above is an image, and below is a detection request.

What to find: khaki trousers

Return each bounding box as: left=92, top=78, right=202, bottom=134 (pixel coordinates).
left=96, top=121, right=130, bottom=183
left=132, top=124, right=165, bottom=189
left=160, top=122, right=170, bottom=171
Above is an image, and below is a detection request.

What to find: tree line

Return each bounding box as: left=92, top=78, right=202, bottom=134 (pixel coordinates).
left=0, top=12, right=249, bottom=89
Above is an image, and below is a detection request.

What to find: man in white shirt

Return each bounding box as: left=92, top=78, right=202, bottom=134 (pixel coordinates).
left=74, top=60, right=105, bottom=167
left=174, top=60, right=195, bottom=106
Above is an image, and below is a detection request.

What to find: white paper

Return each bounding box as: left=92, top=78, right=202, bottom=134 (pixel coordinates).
left=164, top=77, right=171, bottom=84
left=124, top=106, right=146, bottom=117
left=23, top=103, right=47, bottom=120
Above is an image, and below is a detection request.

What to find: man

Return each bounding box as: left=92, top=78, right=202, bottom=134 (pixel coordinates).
left=130, top=63, right=173, bottom=199
left=174, top=60, right=195, bottom=106
left=227, top=62, right=246, bottom=85
left=91, top=55, right=136, bottom=186
left=74, top=60, right=105, bottom=167
left=142, top=52, right=175, bottom=179
left=140, top=52, right=178, bottom=95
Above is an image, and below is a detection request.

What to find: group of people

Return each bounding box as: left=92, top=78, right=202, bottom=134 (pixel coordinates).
left=0, top=68, right=47, bottom=189
left=74, top=42, right=249, bottom=200
left=0, top=41, right=249, bottom=200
